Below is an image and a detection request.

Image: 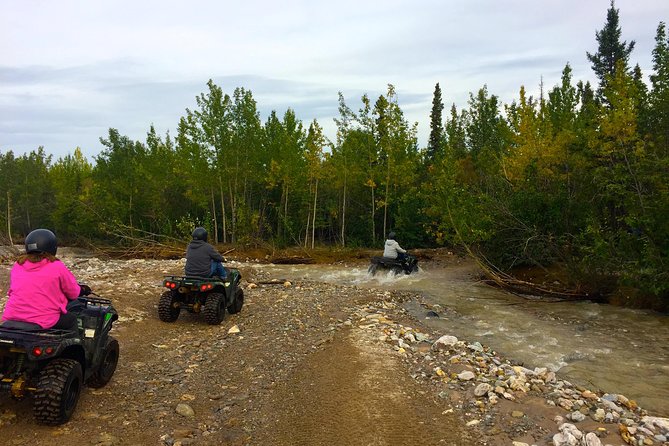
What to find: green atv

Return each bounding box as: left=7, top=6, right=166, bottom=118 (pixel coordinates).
left=159, top=269, right=244, bottom=325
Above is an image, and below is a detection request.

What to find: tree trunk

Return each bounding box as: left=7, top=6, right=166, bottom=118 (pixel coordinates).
left=341, top=173, right=347, bottom=247
left=371, top=185, right=376, bottom=244
left=304, top=182, right=311, bottom=249
left=312, top=178, right=318, bottom=249
left=211, top=186, right=218, bottom=244
left=219, top=176, right=227, bottom=244
left=228, top=179, right=236, bottom=244
left=7, top=191, right=13, bottom=246
left=383, top=161, right=390, bottom=238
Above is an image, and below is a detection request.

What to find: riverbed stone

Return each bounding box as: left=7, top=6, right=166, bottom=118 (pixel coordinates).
left=433, top=335, right=458, bottom=350
left=591, top=408, right=605, bottom=422
left=457, top=370, right=476, bottom=381
left=474, top=383, right=493, bottom=397
left=582, top=432, right=602, bottom=446
left=568, top=411, right=586, bottom=422
left=175, top=403, right=195, bottom=417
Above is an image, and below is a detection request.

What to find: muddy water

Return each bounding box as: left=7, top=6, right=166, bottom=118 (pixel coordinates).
left=257, top=261, right=669, bottom=416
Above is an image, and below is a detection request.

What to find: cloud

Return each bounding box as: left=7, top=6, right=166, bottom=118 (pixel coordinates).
left=1, top=0, right=666, bottom=159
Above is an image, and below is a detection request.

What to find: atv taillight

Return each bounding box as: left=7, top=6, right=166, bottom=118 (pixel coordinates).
left=200, top=284, right=213, bottom=291
left=45, top=346, right=54, bottom=355
left=32, top=346, right=43, bottom=357
left=165, top=281, right=176, bottom=289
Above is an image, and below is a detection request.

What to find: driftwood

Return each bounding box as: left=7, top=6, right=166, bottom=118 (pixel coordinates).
left=253, top=279, right=290, bottom=285
left=445, top=204, right=590, bottom=301
left=471, top=249, right=589, bottom=301
left=95, top=223, right=187, bottom=259
left=269, top=256, right=315, bottom=264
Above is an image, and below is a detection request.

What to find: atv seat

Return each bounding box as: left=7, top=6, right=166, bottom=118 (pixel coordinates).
left=0, top=320, right=79, bottom=337
left=0, top=320, right=43, bottom=331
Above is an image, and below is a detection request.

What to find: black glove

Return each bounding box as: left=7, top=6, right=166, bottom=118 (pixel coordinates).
left=79, top=284, right=92, bottom=296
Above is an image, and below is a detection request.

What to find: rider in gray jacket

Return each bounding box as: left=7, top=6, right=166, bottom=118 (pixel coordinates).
left=383, top=232, right=407, bottom=261
left=185, top=227, right=226, bottom=278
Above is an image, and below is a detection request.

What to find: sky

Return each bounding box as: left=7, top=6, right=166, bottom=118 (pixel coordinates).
left=1, top=0, right=667, bottom=160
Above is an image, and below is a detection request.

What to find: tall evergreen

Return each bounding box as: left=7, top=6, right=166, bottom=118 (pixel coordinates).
left=586, top=0, right=635, bottom=92
left=426, top=83, right=445, bottom=164
left=650, top=22, right=669, bottom=153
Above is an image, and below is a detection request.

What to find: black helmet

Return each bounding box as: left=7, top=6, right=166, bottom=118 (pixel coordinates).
left=192, top=227, right=208, bottom=242
left=388, top=232, right=396, bottom=240
left=25, top=229, right=58, bottom=255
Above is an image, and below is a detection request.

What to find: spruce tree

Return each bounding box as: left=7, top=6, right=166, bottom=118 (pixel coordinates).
left=586, top=0, right=635, bottom=92
left=426, top=83, right=445, bottom=164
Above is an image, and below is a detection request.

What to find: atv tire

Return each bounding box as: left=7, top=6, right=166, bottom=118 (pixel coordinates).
left=228, top=287, right=244, bottom=314
left=368, top=264, right=378, bottom=275
left=33, top=358, right=83, bottom=425
left=87, top=337, right=119, bottom=388
left=203, top=292, right=225, bottom=325
left=158, top=290, right=180, bottom=322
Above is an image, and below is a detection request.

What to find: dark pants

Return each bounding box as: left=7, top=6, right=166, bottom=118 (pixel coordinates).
left=210, top=261, right=227, bottom=279
left=52, top=298, right=86, bottom=331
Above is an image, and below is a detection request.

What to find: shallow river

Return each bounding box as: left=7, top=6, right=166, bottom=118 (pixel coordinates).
left=256, top=261, right=669, bottom=416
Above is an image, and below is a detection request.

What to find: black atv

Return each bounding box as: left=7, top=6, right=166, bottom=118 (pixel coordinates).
left=0, top=295, right=119, bottom=425
left=368, top=254, right=419, bottom=276
left=159, top=268, right=244, bottom=325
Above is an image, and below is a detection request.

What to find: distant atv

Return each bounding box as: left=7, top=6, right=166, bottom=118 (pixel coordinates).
left=0, top=295, right=119, bottom=425
left=368, top=254, right=419, bottom=276
left=159, top=268, right=244, bottom=325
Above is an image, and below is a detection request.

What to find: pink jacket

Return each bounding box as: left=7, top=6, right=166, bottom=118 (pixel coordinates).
left=2, top=259, right=81, bottom=329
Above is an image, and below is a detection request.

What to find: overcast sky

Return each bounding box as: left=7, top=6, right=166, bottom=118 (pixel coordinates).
left=1, top=0, right=667, bottom=160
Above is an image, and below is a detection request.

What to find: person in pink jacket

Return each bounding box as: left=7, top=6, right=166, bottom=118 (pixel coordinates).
left=1, top=229, right=91, bottom=331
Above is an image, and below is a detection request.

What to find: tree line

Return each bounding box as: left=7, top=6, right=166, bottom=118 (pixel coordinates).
left=1, top=3, right=667, bottom=305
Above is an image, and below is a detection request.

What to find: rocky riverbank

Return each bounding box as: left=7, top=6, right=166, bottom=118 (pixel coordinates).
left=0, top=255, right=666, bottom=445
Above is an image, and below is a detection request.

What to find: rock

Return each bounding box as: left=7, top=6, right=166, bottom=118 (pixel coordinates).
left=228, top=325, right=240, bottom=334
left=552, top=431, right=578, bottom=446
left=591, top=408, right=605, bottom=422
left=175, top=403, right=195, bottom=418
left=474, top=383, right=493, bottom=397
left=558, top=423, right=583, bottom=440
left=642, top=416, right=669, bottom=434
left=457, top=371, right=475, bottom=381
left=283, top=281, right=292, bottom=287
left=568, top=411, right=586, bottom=422
left=511, top=411, right=524, bottom=418
left=432, top=335, right=459, bottom=350
left=582, top=432, right=602, bottom=446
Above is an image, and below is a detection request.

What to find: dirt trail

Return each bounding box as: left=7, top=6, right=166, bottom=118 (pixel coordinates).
left=254, top=330, right=472, bottom=445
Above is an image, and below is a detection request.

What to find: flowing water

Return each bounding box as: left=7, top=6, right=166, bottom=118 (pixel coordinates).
left=254, top=261, right=669, bottom=416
